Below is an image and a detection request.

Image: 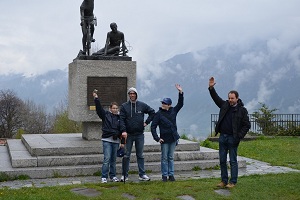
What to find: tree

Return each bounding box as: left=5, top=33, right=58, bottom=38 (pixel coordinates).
left=252, top=103, right=278, bottom=135
left=0, top=90, right=24, bottom=138
left=20, top=100, right=52, bottom=134
left=50, top=99, right=81, bottom=133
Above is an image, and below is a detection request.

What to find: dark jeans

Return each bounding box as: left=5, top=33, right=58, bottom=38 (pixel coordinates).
left=122, top=133, right=145, bottom=177
left=219, top=134, right=240, bottom=184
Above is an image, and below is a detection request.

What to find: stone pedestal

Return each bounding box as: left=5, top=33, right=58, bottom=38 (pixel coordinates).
left=68, top=59, right=136, bottom=140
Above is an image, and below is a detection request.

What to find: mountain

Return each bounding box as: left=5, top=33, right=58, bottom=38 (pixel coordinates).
left=1, top=40, right=299, bottom=139
left=0, top=69, right=68, bottom=113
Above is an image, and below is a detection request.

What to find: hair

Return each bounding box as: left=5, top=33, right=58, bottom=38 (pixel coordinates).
left=228, top=90, right=239, bottom=98
left=110, top=102, right=119, bottom=108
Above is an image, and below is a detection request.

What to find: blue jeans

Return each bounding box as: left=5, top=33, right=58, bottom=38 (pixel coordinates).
left=102, top=141, right=119, bottom=179
left=219, top=134, right=240, bottom=184
left=122, top=134, right=145, bottom=177
left=161, top=141, right=176, bottom=177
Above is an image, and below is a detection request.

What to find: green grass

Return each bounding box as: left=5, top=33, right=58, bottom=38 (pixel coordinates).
left=202, top=136, right=300, bottom=170
left=238, top=137, right=300, bottom=170
left=0, top=173, right=299, bottom=200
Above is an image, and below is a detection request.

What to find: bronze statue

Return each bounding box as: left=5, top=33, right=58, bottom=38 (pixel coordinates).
left=80, top=0, right=96, bottom=55
left=94, top=22, right=128, bottom=56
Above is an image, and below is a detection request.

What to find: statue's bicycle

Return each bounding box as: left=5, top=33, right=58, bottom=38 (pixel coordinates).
left=81, top=16, right=97, bottom=56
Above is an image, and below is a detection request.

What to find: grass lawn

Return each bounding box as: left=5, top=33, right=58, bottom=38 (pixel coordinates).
left=0, top=173, right=299, bottom=200
left=0, top=137, right=299, bottom=200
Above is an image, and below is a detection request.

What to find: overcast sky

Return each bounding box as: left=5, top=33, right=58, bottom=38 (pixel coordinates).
left=1, top=0, right=300, bottom=79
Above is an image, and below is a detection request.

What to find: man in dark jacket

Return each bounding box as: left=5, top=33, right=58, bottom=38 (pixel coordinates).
left=151, top=84, right=183, bottom=182
left=208, top=77, right=250, bottom=188
left=119, top=87, right=155, bottom=182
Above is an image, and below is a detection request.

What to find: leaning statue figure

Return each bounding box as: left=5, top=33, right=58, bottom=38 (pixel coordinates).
left=94, top=22, right=128, bottom=56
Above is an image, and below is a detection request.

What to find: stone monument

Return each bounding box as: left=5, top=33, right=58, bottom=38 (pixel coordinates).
left=68, top=58, right=136, bottom=140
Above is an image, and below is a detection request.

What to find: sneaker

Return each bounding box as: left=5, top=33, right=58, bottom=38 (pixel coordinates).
left=120, top=176, right=128, bottom=182
left=139, top=174, right=150, bottom=181
left=162, top=176, right=167, bottom=182
left=217, top=181, right=227, bottom=188
left=101, top=178, right=107, bottom=183
left=111, top=177, right=119, bottom=182
left=168, top=176, right=175, bottom=182
left=226, top=183, right=236, bottom=188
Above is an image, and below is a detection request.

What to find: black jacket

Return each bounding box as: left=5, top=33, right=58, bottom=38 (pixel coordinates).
left=94, top=98, right=123, bottom=142
left=209, top=87, right=251, bottom=140
left=119, top=100, right=155, bottom=135
left=151, top=93, right=184, bottom=143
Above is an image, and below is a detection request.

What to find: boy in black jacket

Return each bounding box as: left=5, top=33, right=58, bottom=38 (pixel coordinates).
left=93, top=91, right=125, bottom=183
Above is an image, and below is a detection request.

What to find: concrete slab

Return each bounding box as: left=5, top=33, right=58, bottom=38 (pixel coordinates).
left=21, top=133, right=200, bottom=156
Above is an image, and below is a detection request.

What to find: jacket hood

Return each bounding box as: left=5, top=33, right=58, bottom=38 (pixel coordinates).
left=237, top=99, right=244, bottom=106
left=127, top=87, right=138, bottom=99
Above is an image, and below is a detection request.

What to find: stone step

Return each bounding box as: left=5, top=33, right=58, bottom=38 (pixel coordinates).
left=21, top=133, right=200, bottom=156
left=3, top=159, right=247, bottom=179
left=8, top=140, right=218, bottom=168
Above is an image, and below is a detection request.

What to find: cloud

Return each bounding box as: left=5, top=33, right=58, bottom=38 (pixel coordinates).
left=1, top=0, right=300, bottom=79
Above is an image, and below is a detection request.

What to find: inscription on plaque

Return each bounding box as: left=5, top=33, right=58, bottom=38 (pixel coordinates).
left=87, top=77, right=127, bottom=109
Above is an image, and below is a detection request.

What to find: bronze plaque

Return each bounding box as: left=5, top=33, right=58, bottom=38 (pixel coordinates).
left=87, top=77, right=127, bottom=109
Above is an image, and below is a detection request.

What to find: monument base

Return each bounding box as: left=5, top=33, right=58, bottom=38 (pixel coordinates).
left=68, top=59, right=136, bottom=141
left=82, top=122, right=102, bottom=140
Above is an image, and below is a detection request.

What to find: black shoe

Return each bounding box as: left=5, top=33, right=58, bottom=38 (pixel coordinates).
left=162, top=176, right=167, bottom=182
left=169, top=176, right=175, bottom=181
left=91, top=38, right=95, bottom=42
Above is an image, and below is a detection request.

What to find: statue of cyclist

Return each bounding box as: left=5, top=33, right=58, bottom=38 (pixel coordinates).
left=80, top=0, right=95, bottom=55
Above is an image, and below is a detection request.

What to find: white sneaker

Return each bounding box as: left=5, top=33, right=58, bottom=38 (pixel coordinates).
left=101, top=178, right=107, bottom=183
left=120, top=176, right=128, bottom=182
left=111, top=177, right=119, bottom=182
left=139, top=174, right=150, bottom=181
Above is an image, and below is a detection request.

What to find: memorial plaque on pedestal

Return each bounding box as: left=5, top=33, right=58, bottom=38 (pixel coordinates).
left=87, top=77, right=127, bottom=110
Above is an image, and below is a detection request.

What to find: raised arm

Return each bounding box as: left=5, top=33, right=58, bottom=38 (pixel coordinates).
left=174, top=84, right=184, bottom=112
left=208, top=77, right=225, bottom=108
left=93, top=91, right=106, bottom=120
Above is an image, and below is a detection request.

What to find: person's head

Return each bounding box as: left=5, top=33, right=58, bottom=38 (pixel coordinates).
left=161, top=98, right=172, bottom=110
left=127, top=87, right=138, bottom=102
left=228, top=90, right=239, bottom=106
left=109, top=102, right=119, bottom=114
left=110, top=22, right=118, bottom=32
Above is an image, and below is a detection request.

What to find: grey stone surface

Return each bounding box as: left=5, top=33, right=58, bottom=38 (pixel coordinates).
left=177, top=195, right=195, bottom=200
left=1, top=132, right=299, bottom=186
left=70, top=188, right=101, bottom=197
left=214, top=189, right=231, bottom=197
left=68, top=59, right=136, bottom=140
left=82, top=121, right=102, bottom=140
left=68, top=59, right=136, bottom=122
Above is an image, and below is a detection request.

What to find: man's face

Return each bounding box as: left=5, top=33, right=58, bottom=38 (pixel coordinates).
left=228, top=93, right=238, bottom=106
left=129, top=92, right=137, bottom=101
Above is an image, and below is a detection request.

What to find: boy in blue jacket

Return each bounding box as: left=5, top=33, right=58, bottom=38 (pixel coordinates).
left=151, top=84, right=184, bottom=182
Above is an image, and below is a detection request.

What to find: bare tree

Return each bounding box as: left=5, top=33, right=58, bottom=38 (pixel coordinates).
left=0, top=90, right=24, bottom=138
left=21, top=100, right=51, bottom=134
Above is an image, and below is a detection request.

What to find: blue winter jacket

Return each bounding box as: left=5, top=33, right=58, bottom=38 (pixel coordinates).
left=151, top=92, right=184, bottom=143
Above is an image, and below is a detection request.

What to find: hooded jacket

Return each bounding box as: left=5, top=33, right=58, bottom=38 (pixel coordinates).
left=94, top=98, right=124, bottom=144
left=209, top=87, right=251, bottom=140
left=151, top=92, right=184, bottom=143
left=119, top=87, right=155, bottom=134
